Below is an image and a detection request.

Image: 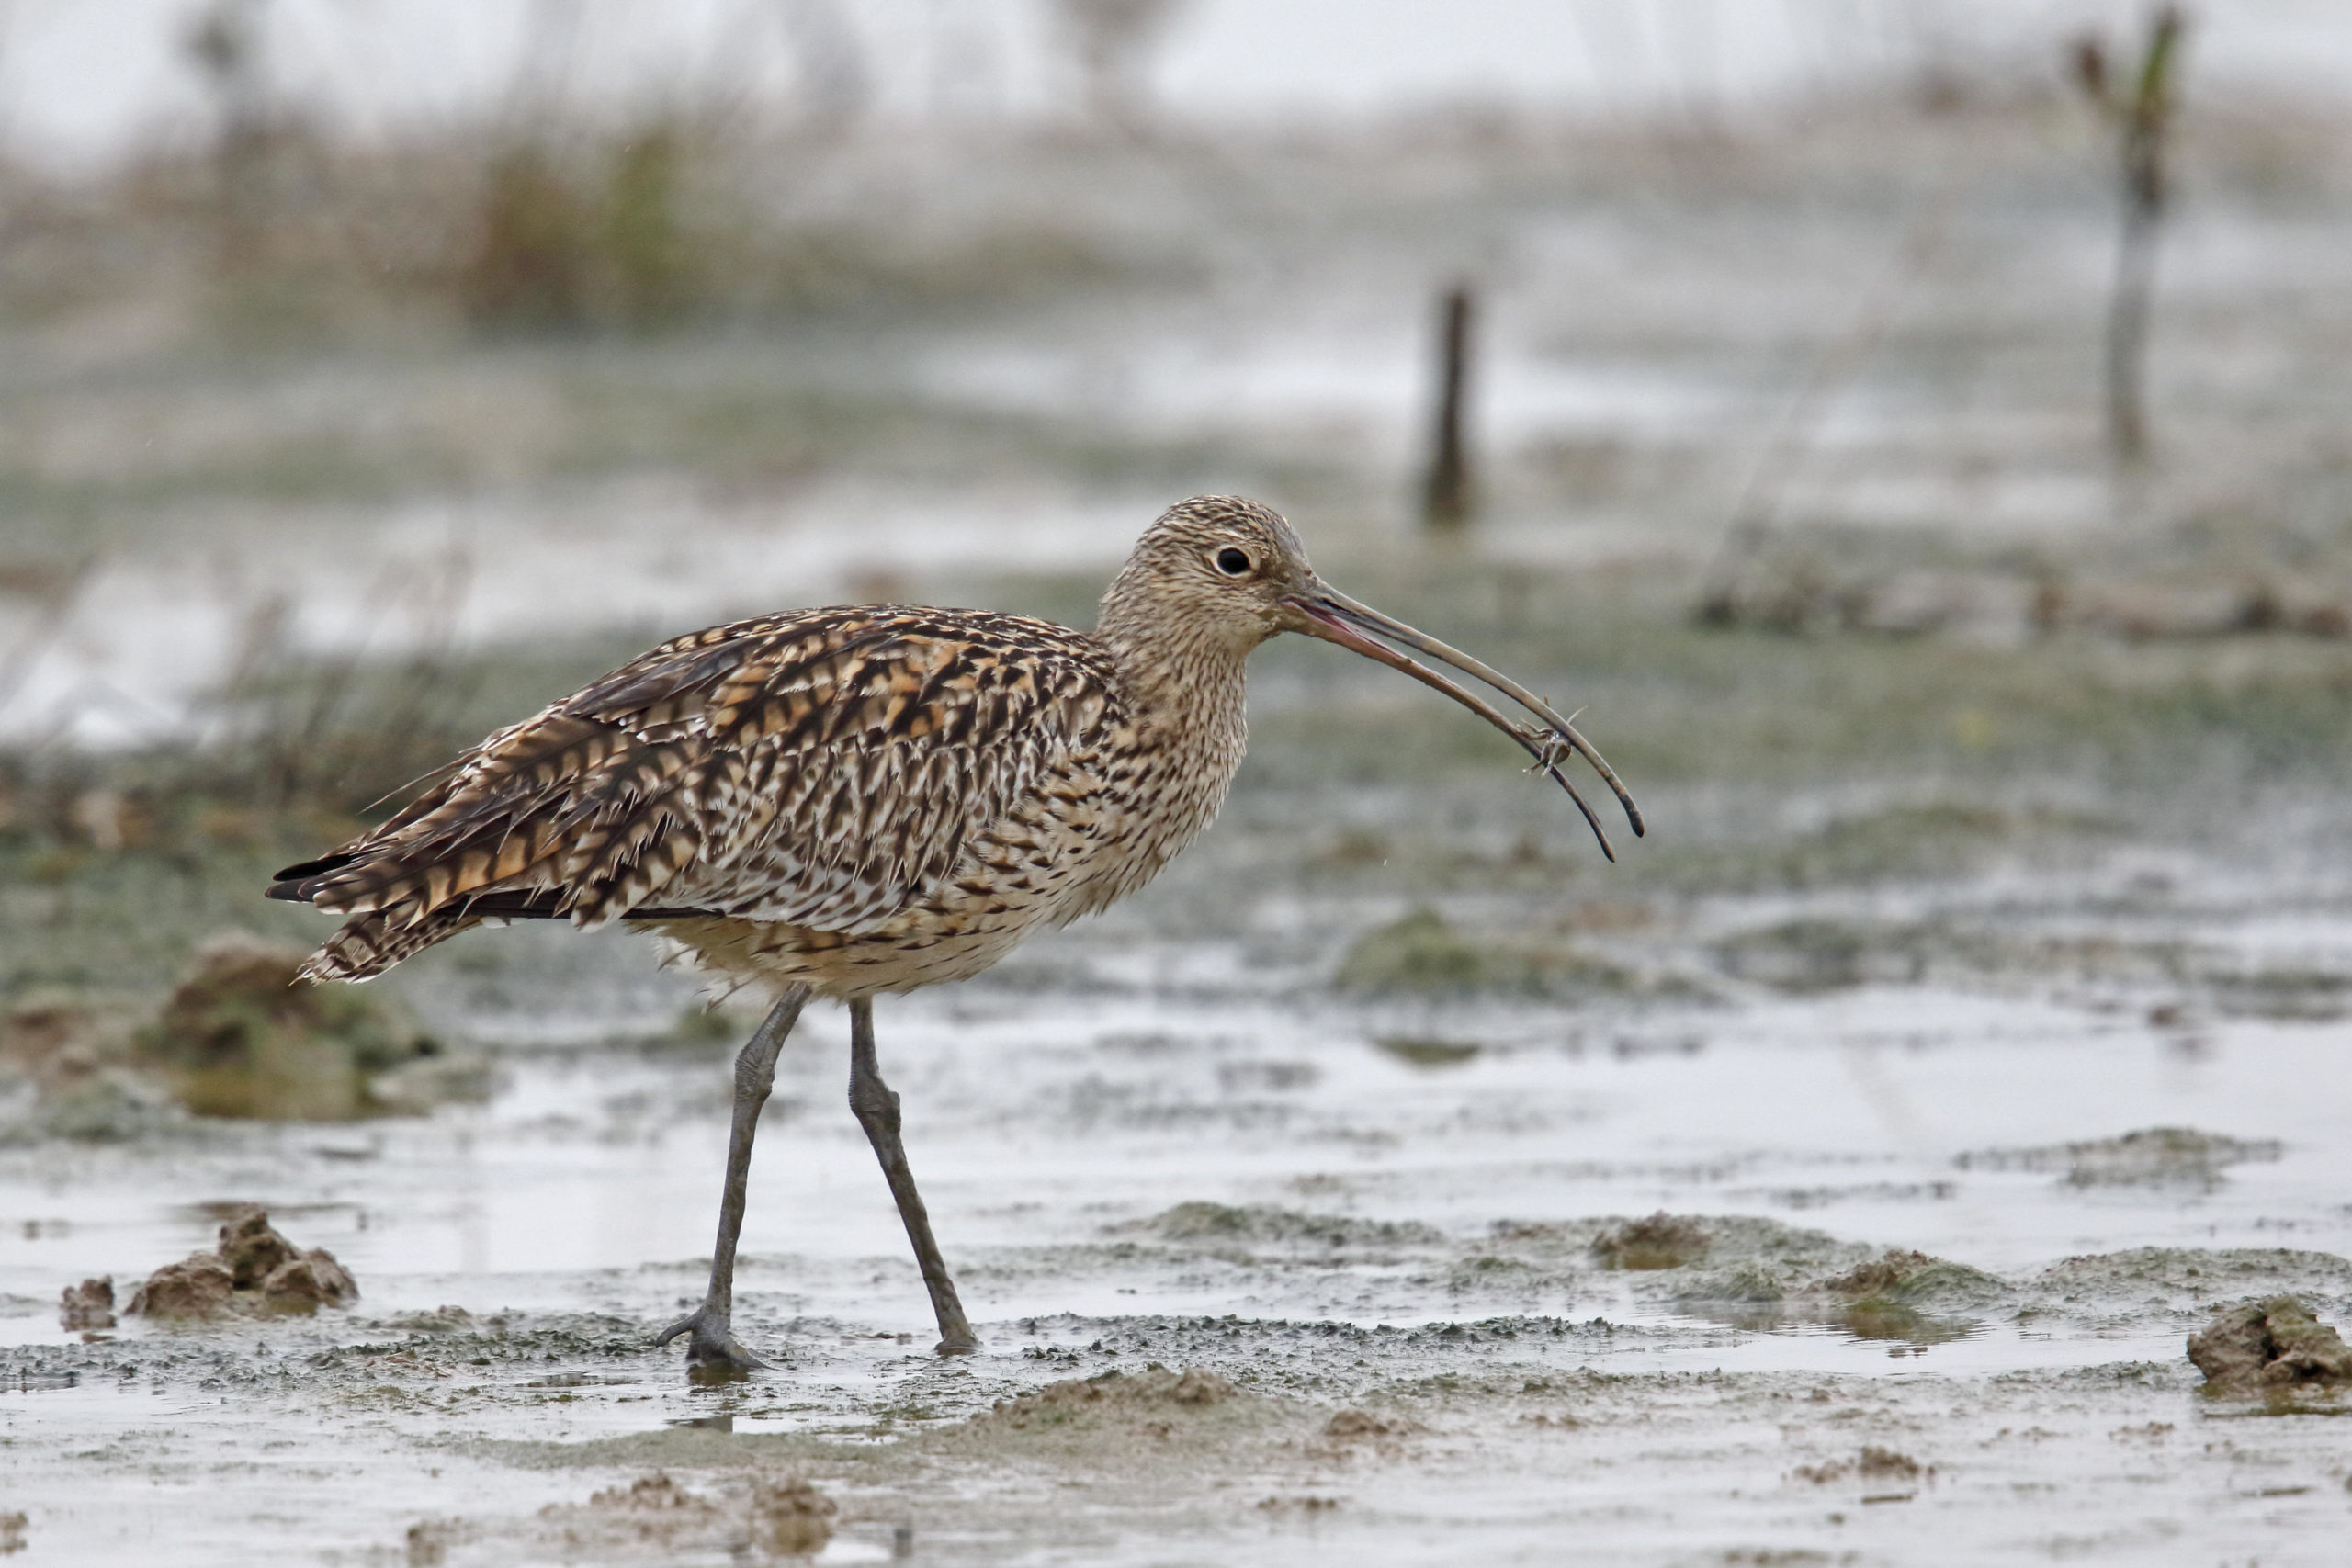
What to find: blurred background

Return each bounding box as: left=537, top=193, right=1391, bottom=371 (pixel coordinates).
left=0, top=0, right=2346, bottom=1008
left=0, top=0, right=2345, bottom=762
left=7, top=6, right=2352, bottom=1560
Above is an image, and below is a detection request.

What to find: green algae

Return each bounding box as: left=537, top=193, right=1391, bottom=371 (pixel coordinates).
left=1133, top=1202, right=1444, bottom=1251
left=135, top=932, right=449, bottom=1121
left=1334, top=908, right=1649, bottom=998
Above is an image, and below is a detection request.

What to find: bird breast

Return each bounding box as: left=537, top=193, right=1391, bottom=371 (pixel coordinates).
left=1057, top=657, right=1250, bottom=918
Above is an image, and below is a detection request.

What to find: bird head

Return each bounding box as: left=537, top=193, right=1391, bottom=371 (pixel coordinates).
left=1100, top=494, right=1317, bottom=655
left=1103, top=495, right=1644, bottom=859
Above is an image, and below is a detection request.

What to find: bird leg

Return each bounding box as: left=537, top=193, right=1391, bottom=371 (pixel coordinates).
left=656, top=987, right=809, bottom=1379
left=847, top=998, right=979, bottom=1356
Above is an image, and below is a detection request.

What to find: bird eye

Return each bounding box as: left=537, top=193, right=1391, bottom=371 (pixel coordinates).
left=1215, top=547, right=1253, bottom=576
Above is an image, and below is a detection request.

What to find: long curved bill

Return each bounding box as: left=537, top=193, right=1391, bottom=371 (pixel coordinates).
left=1281, top=580, right=1644, bottom=861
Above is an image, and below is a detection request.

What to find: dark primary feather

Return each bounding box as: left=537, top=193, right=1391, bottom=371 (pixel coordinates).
left=274, top=604, right=1124, bottom=979
left=268, top=851, right=358, bottom=886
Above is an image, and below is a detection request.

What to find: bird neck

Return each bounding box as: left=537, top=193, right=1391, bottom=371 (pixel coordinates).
left=1094, top=609, right=1254, bottom=740
left=1086, top=593, right=1261, bottom=899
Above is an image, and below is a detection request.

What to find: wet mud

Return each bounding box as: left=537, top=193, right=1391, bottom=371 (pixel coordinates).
left=13, top=824, right=2352, bottom=1565
left=7, top=977, right=2352, bottom=1565
left=141, top=933, right=483, bottom=1122
left=0, top=935, right=488, bottom=1141
left=7, top=81, right=2352, bottom=1564
left=123, top=1205, right=356, bottom=1320
left=2188, top=1298, right=2352, bottom=1394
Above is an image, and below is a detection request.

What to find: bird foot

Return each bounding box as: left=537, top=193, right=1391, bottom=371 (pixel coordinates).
left=935, top=1329, right=979, bottom=1358
left=655, top=1306, right=767, bottom=1381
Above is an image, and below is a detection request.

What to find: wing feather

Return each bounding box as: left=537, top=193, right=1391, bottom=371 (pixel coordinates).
left=271, top=606, right=1125, bottom=976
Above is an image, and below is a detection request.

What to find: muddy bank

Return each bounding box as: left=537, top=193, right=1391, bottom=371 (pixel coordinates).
left=2189, top=1297, right=2352, bottom=1395
left=7, top=1050, right=2352, bottom=1568
left=14, top=1287, right=2349, bottom=1567
left=0, top=933, right=492, bottom=1143
left=121, top=1205, right=357, bottom=1321
left=8, top=783, right=2352, bottom=1563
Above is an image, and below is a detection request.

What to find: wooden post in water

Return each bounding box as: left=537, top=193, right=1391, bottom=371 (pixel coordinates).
left=187, top=0, right=276, bottom=272
left=2073, top=6, right=2188, bottom=466
left=1422, top=284, right=1476, bottom=534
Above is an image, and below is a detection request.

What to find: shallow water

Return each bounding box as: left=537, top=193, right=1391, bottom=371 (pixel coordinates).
left=6, top=913, right=2351, bottom=1563
left=6, top=76, right=2352, bottom=1564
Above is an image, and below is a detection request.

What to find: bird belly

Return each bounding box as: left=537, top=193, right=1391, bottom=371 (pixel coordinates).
left=643, top=807, right=1111, bottom=999
left=643, top=905, right=1048, bottom=1000
left=640, top=725, right=1239, bottom=1001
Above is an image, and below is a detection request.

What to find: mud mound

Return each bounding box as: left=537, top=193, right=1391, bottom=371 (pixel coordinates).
left=2188, top=1298, right=2352, bottom=1393
left=126, top=1253, right=234, bottom=1318
left=1338, top=908, right=1487, bottom=992
left=1713, top=917, right=1946, bottom=992
left=220, top=1205, right=299, bottom=1288
left=1959, top=1127, right=2281, bottom=1189
left=979, top=1367, right=1236, bottom=1432
left=1820, top=1250, right=1933, bottom=1298
left=137, top=932, right=465, bottom=1122
left=1334, top=908, right=1645, bottom=998
left=1816, top=1250, right=2008, bottom=1310
left=387, top=1306, right=476, bottom=1333
left=1568, top=1215, right=1871, bottom=1300
left=1133, top=1201, right=1442, bottom=1250
left=1372, top=1035, right=1482, bottom=1067
left=580, top=1472, right=723, bottom=1541
left=58, top=1277, right=115, bottom=1332
left=1792, top=1446, right=1929, bottom=1486
left=1710, top=922, right=2327, bottom=1005
left=941, top=1366, right=1268, bottom=1464
left=1569, top=1227, right=2014, bottom=1340
left=0, top=994, right=173, bottom=1141
left=1593, top=1213, right=1708, bottom=1270
left=1323, top=1407, right=1418, bottom=1441
left=543, top=1472, right=834, bottom=1559
left=2032, top=1247, right=2352, bottom=1313
left=1672, top=1262, right=1788, bottom=1307
left=1, top=994, right=107, bottom=1069
left=1474, top=1213, right=1896, bottom=1315
left=1795, top=1250, right=2012, bottom=1341
left=750, top=1478, right=836, bottom=1557
left=125, top=1204, right=356, bottom=1319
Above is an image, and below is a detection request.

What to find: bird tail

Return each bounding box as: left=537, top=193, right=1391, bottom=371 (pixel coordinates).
left=299, top=907, right=483, bottom=983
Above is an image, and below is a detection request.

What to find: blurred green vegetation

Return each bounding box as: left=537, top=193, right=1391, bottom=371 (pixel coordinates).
left=0, top=633, right=631, bottom=1000
left=1252, top=558, right=2352, bottom=793
left=0, top=356, right=1306, bottom=569
left=140, top=931, right=437, bottom=1120
left=0, top=111, right=1143, bottom=347
left=11, top=551, right=2352, bottom=1006
left=0, top=82, right=2348, bottom=1028
left=1334, top=907, right=1646, bottom=998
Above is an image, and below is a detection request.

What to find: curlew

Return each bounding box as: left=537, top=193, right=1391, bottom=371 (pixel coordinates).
left=268, top=496, right=1640, bottom=1372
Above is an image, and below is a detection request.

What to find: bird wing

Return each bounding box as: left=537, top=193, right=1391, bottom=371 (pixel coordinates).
left=269, top=606, right=1124, bottom=939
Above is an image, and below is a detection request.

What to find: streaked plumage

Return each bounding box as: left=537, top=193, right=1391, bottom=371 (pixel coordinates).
left=267, top=495, right=1639, bottom=1371
left=271, top=594, right=1245, bottom=998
